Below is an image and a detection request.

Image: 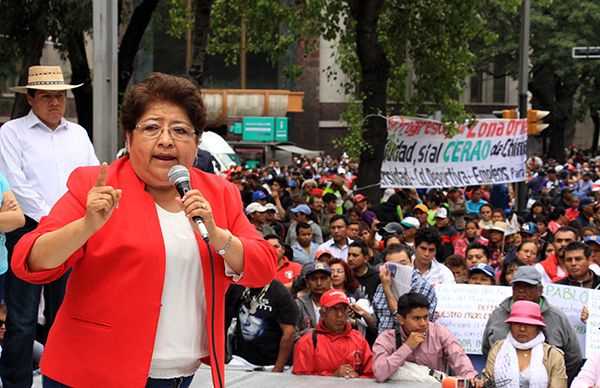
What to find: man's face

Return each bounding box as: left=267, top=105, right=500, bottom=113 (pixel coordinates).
left=564, top=248, right=590, bottom=280
left=415, top=242, right=436, bottom=266
left=297, top=227, right=313, bottom=247
left=553, top=230, right=577, bottom=259
left=413, top=210, right=427, bottom=225
left=267, top=238, right=285, bottom=260
left=536, top=221, right=547, bottom=235
left=570, top=197, right=580, bottom=209
left=466, top=248, right=489, bottom=268
left=306, top=271, right=332, bottom=298
left=347, top=247, right=367, bottom=270
left=586, top=242, right=600, bottom=266
left=355, top=199, right=367, bottom=210
left=398, top=307, right=429, bottom=336
left=330, top=219, right=347, bottom=243
left=385, top=251, right=412, bottom=266
left=325, top=199, right=338, bottom=212
left=27, top=89, right=67, bottom=130
left=489, top=230, right=504, bottom=244
left=321, top=303, right=349, bottom=334
left=512, top=282, right=542, bottom=302
left=435, top=217, right=449, bottom=227
left=583, top=204, right=595, bottom=217
left=251, top=211, right=267, bottom=225
left=472, top=190, right=482, bottom=202
left=403, top=227, right=416, bottom=239
left=311, top=197, right=323, bottom=212
left=347, top=223, right=360, bottom=240
left=450, top=266, right=468, bottom=283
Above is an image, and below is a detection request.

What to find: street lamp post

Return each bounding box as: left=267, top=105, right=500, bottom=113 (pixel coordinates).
left=516, top=0, right=530, bottom=214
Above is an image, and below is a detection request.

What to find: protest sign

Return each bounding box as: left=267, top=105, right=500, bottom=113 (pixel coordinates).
left=434, top=284, right=511, bottom=354
left=381, top=117, right=527, bottom=188
left=586, top=288, right=600, bottom=356
left=435, top=283, right=590, bottom=356
left=542, top=283, right=588, bottom=357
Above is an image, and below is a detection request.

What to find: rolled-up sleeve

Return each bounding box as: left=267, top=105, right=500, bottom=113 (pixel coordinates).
left=372, top=330, right=413, bottom=382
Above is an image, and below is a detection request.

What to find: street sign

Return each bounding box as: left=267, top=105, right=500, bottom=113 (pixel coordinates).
left=572, top=46, right=600, bottom=59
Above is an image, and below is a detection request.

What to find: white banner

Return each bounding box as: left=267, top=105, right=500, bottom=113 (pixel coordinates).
left=381, top=117, right=528, bottom=188
left=435, top=283, right=591, bottom=356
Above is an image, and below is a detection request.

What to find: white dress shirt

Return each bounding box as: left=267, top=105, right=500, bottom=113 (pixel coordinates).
left=0, top=111, right=99, bottom=221
left=417, top=259, right=456, bottom=286
left=317, top=237, right=354, bottom=261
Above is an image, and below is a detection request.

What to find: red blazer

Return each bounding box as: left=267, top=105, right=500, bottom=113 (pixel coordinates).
left=12, top=157, right=278, bottom=387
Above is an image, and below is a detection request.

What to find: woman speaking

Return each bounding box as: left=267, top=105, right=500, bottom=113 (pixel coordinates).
left=11, top=73, right=277, bottom=387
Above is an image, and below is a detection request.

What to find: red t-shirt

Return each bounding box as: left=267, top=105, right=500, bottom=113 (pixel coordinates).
left=274, top=257, right=302, bottom=285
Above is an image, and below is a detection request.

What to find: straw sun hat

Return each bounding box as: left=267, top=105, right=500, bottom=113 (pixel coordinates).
left=9, top=66, right=82, bottom=93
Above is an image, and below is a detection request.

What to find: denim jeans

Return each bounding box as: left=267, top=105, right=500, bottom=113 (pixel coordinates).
left=43, top=375, right=195, bottom=388
left=0, top=217, right=70, bottom=388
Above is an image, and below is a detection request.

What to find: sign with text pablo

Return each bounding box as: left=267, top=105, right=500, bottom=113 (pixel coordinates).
left=381, top=117, right=528, bottom=188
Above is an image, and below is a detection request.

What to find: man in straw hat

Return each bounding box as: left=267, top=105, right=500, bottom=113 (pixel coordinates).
left=0, top=65, right=98, bottom=387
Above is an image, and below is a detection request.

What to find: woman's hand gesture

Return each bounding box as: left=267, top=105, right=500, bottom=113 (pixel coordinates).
left=83, top=163, right=122, bottom=233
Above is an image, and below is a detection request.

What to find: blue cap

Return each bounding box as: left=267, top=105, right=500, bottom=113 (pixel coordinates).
left=290, top=204, right=312, bottom=215
left=520, top=222, right=537, bottom=235
left=585, top=235, right=600, bottom=246
left=302, top=262, right=331, bottom=276
left=580, top=197, right=595, bottom=208
left=252, top=191, right=268, bottom=201
left=469, top=263, right=496, bottom=279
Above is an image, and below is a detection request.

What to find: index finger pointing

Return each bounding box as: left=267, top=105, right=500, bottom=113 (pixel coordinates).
left=95, top=163, right=108, bottom=187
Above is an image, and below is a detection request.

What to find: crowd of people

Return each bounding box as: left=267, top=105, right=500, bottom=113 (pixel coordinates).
left=1, top=65, right=600, bottom=387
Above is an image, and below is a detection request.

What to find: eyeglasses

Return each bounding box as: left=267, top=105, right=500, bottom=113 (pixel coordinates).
left=0, top=319, right=5, bottom=326
left=135, top=122, right=196, bottom=142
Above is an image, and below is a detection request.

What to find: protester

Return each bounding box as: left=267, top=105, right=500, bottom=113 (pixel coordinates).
left=295, top=262, right=332, bottom=337
left=285, top=204, right=323, bottom=246
left=444, top=255, right=469, bottom=284
left=465, top=242, right=492, bottom=269
left=0, top=65, right=100, bottom=387
left=226, top=279, right=297, bottom=372
left=454, top=219, right=487, bottom=258
left=372, top=292, right=480, bottom=385
left=413, top=228, right=455, bottom=285
left=481, top=266, right=582, bottom=382
left=317, top=214, right=353, bottom=261
left=535, top=226, right=578, bottom=283
left=293, top=289, right=373, bottom=378
left=246, top=202, right=277, bottom=237
left=8, top=73, right=278, bottom=387
left=373, top=244, right=437, bottom=334
left=0, top=172, right=25, bottom=302
left=267, top=235, right=302, bottom=290
left=467, top=263, right=496, bottom=285
left=290, top=222, right=319, bottom=265
left=483, top=300, right=567, bottom=388
left=399, top=216, right=419, bottom=248
left=347, top=241, right=380, bottom=302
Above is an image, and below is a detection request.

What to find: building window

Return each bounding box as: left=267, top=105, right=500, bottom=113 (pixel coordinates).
left=470, top=73, right=483, bottom=103
left=493, top=76, right=506, bottom=103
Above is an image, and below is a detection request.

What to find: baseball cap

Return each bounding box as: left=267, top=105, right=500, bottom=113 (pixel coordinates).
left=320, top=289, right=349, bottom=308
left=469, top=263, right=496, bottom=279
left=584, top=235, right=600, bottom=247
left=353, top=194, right=367, bottom=203
left=245, top=202, right=268, bottom=214
left=580, top=197, right=595, bottom=208
left=511, top=266, right=542, bottom=285
left=413, top=204, right=429, bottom=213
left=315, top=249, right=333, bottom=260
left=302, top=261, right=332, bottom=277
left=264, top=203, right=278, bottom=213
left=400, top=217, right=420, bottom=229
left=252, top=191, right=268, bottom=201
left=520, top=222, right=537, bottom=235
left=290, top=204, right=312, bottom=215
left=382, top=222, right=404, bottom=235
left=434, top=207, right=449, bottom=219
left=311, top=188, right=324, bottom=197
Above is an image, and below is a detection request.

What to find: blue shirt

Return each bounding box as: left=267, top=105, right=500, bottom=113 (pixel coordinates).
left=466, top=199, right=488, bottom=215
left=373, top=268, right=437, bottom=334
left=0, top=172, right=11, bottom=274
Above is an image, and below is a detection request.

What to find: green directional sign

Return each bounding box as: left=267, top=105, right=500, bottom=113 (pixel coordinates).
left=242, top=117, right=275, bottom=141
left=275, top=117, right=288, bottom=141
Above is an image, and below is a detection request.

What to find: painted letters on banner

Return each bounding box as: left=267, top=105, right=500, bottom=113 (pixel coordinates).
left=381, top=117, right=528, bottom=188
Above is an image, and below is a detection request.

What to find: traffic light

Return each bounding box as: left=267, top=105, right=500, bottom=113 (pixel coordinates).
left=502, top=109, right=518, bottom=119
left=527, top=110, right=549, bottom=136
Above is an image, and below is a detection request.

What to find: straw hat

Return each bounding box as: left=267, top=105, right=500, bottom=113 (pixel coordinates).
left=10, top=66, right=82, bottom=93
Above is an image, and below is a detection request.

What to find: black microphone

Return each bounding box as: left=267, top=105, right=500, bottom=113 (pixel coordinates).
left=168, top=165, right=210, bottom=241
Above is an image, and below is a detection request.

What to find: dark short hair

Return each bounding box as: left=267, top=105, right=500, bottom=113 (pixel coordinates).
left=27, top=88, right=66, bottom=98
left=295, top=222, right=312, bottom=235
left=349, top=240, right=369, bottom=256
left=479, top=204, right=493, bottom=213
left=466, top=242, right=491, bottom=260
left=564, top=241, right=591, bottom=258
left=323, top=193, right=337, bottom=203
left=549, top=207, right=566, bottom=222
left=382, top=243, right=411, bottom=262
left=555, top=226, right=579, bottom=240
left=534, top=214, right=549, bottom=225
left=397, top=292, right=430, bottom=318
left=263, top=234, right=283, bottom=245
left=415, top=227, right=441, bottom=247
left=445, top=255, right=467, bottom=269
left=330, top=214, right=348, bottom=225
left=120, top=72, right=206, bottom=138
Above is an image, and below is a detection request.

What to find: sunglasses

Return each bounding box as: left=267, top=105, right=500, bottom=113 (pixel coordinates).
left=0, top=320, right=5, bottom=326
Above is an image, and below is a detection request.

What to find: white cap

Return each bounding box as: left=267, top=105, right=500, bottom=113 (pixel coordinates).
left=434, top=207, right=448, bottom=219
left=400, top=217, right=420, bottom=229
left=246, top=202, right=268, bottom=214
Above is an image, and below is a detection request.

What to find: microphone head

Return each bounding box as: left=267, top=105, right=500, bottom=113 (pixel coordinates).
left=168, top=165, right=190, bottom=185
left=441, top=377, right=457, bottom=388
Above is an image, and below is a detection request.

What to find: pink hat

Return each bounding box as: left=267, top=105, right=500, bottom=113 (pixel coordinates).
left=505, top=300, right=546, bottom=327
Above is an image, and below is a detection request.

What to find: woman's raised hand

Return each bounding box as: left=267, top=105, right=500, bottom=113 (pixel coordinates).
left=84, top=163, right=122, bottom=232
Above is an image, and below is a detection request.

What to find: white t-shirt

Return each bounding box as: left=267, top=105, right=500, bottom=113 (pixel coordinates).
left=149, top=205, right=208, bottom=378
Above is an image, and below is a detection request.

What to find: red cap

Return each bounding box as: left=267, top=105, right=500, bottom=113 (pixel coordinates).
left=320, top=289, right=349, bottom=308
left=311, top=188, right=324, bottom=197
left=353, top=194, right=367, bottom=203
left=314, top=249, right=333, bottom=260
